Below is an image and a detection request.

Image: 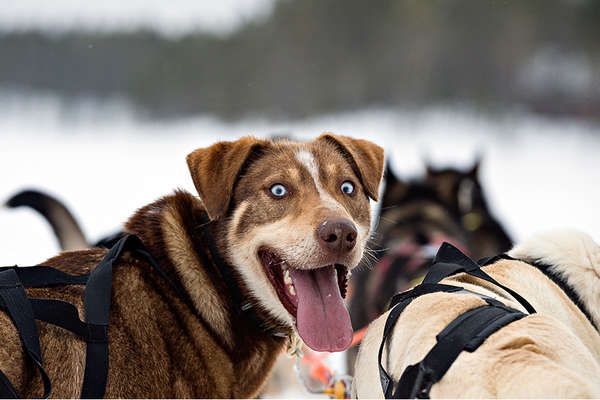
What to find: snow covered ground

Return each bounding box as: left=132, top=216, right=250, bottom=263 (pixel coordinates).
left=2, top=96, right=600, bottom=266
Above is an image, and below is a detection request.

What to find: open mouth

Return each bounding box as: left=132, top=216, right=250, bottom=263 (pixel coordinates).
left=258, top=248, right=352, bottom=352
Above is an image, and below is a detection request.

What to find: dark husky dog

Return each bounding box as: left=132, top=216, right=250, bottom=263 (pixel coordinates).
left=347, top=159, right=512, bottom=372
left=424, top=159, right=512, bottom=258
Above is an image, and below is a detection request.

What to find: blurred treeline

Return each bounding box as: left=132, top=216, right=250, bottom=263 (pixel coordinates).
left=1, top=0, right=599, bottom=120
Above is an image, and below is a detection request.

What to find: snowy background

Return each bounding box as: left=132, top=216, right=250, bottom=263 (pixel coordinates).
left=1, top=1, right=600, bottom=396
left=3, top=97, right=599, bottom=265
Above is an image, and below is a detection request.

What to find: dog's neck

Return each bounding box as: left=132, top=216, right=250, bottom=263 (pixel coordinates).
left=509, top=230, right=600, bottom=333
left=124, top=191, right=287, bottom=394
left=530, top=262, right=599, bottom=332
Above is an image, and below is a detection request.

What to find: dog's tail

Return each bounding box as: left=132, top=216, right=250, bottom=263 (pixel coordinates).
left=5, top=189, right=88, bottom=251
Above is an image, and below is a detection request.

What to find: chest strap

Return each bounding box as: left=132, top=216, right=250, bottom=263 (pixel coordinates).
left=0, top=269, right=52, bottom=398
left=0, top=234, right=189, bottom=399
left=420, top=243, right=535, bottom=314
left=378, top=242, right=535, bottom=399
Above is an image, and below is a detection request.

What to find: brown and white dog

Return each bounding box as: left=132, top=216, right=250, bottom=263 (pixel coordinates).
left=353, top=230, right=600, bottom=398
left=0, top=134, right=384, bottom=398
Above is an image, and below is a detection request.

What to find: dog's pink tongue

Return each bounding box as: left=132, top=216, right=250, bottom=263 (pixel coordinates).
left=289, top=266, right=352, bottom=352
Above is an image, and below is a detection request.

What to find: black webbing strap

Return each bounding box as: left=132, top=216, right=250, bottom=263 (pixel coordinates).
left=481, top=254, right=600, bottom=333
left=0, top=266, right=88, bottom=287
left=0, top=369, right=18, bottom=399
left=0, top=298, right=93, bottom=348
left=0, top=234, right=190, bottom=398
left=0, top=269, right=52, bottom=399
left=393, top=303, right=525, bottom=398
left=80, top=234, right=194, bottom=398
left=378, top=283, right=466, bottom=398
left=378, top=243, right=535, bottom=398
left=422, top=243, right=536, bottom=314
left=80, top=234, right=146, bottom=399
left=93, top=231, right=124, bottom=249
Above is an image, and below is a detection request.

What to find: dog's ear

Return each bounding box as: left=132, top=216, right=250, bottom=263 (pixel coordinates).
left=186, top=137, right=267, bottom=220
left=381, top=162, right=408, bottom=208
left=318, top=133, right=385, bottom=201
left=470, top=153, right=483, bottom=178
left=385, top=161, right=400, bottom=186
left=425, top=162, right=438, bottom=177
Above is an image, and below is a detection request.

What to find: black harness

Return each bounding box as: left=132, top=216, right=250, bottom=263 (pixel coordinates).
left=0, top=234, right=194, bottom=398
left=378, top=243, right=537, bottom=399
left=0, top=223, right=287, bottom=398
left=0, top=213, right=287, bottom=399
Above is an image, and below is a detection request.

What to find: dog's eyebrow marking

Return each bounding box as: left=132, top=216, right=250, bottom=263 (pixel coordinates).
left=296, top=150, right=346, bottom=214
left=296, top=150, right=325, bottom=195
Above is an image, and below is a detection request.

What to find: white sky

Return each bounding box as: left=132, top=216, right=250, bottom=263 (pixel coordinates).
left=0, top=0, right=276, bottom=37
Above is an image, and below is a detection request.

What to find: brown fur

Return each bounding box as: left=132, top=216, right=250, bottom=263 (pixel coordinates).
left=320, top=133, right=384, bottom=202
left=0, top=134, right=384, bottom=398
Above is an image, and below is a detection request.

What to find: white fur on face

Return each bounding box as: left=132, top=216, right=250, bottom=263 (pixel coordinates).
left=225, top=151, right=372, bottom=326
left=295, top=149, right=370, bottom=242
left=295, top=150, right=348, bottom=214
left=227, top=214, right=370, bottom=327
left=226, top=210, right=315, bottom=328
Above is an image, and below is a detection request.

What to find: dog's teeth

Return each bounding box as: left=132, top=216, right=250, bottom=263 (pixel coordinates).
left=283, top=269, right=292, bottom=285
left=289, top=285, right=296, bottom=296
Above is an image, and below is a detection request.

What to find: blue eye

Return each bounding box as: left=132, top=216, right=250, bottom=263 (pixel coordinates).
left=340, top=181, right=354, bottom=195
left=270, top=184, right=288, bottom=197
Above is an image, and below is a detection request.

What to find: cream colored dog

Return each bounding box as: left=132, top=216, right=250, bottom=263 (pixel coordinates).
left=353, top=230, right=600, bottom=398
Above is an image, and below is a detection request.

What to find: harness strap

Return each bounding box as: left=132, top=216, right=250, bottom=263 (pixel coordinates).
left=393, top=304, right=525, bottom=398
left=422, top=243, right=536, bottom=314
left=378, top=283, right=465, bottom=398
left=0, top=369, right=18, bottom=399
left=0, top=298, right=92, bottom=343
left=480, top=254, right=600, bottom=333
left=81, top=234, right=150, bottom=398
left=0, top=269, right=52, bottom=399
left=80, top=234, right=197, bottom=398
left=379, top=243, right=535, bottom=398
left=93, top=231, right=124, bottom=249
left=0, top=234, right=199, bottom=398
left=0, top=266, right=88, bottom=287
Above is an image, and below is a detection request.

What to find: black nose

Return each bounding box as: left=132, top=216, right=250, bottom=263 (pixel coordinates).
left=317, top=218, right=358, bottom=255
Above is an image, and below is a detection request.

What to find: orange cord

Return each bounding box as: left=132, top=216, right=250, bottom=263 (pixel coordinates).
left=290, top=327, right=368, bottom=389
left=299, top=349, right=331, bottom=385
left=349, top=326, right=368, bottom=348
